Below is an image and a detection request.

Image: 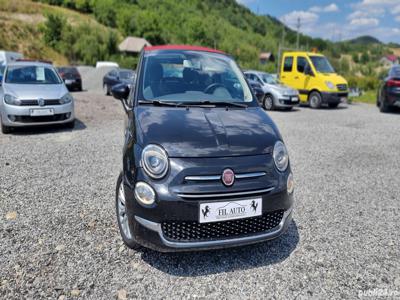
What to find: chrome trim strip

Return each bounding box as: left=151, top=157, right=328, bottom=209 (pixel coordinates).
left=177, top=187, right=274, bottom=199
left=235, top=172, right=266, bottom=179
left=185, top=172, right=266, bottom=181
left=185, top=175, right=221, bottom=181
left=135, top=206, right=293, bottom=249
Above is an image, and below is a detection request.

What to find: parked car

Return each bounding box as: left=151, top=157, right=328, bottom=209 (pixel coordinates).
left=245, top=71, right=299, bottom=110
left=279, top=51, right=348, bottom=109
left=377, top=65, right=400, bottom=113
left=247, top=79, right=264, bottom=102
left=103, top=68, right=135, bottom=96
left=111, top=45, right=294, bottom=252
left=57, top=67, right=82, bottom=91
left=0, top=61, right=74, bottom=134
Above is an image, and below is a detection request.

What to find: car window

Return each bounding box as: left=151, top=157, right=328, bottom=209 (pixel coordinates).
left=297, top=57, right=307, bottom=73
left=283, top=57, right=293, bottom=72
left=389, top=66, right=400, bottom=78
left=309, top=56, right=335, bottom=73
left=139, top=50, right=253, bottom=103
left=109, top=70, right=117, bottom=77
left=260, top=73, right=278, bottom=85
left=119, top=71, right=134, bottom=80
left=5, top=65, right=62, bottom=84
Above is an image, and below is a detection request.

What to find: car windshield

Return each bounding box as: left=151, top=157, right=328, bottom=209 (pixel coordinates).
left=260, top=73, right=278, bottom=85
left=0, top=65, right=4, bottom=76
left=120, top=71, right=134, bottom=80
left=139, top=50, right=253, bottom=103
left=5, top=65, right=62, bottom=84
left=309, top=56, right=335, bottom=73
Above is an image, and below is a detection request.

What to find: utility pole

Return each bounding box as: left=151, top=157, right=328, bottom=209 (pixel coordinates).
left=296, top=17, right=301, bottom=50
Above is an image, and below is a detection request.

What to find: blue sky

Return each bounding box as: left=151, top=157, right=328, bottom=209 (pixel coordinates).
left=236, top=0, right=400, bottom=43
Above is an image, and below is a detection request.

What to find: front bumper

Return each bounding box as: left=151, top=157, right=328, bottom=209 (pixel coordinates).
left=1, top=102, right=74, bottom=127
left=276, top=96, right=300, bottom=107
left=321, top=92, right=348, bottom=104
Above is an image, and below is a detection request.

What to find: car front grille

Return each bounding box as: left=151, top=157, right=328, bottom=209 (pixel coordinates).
left=11, top=113, right=70, bottom=123
left=161, top=210, right=284, bottom=242
left=20, top=99, right=62, bottom=106
left=337, top=84, right=348, bottom=91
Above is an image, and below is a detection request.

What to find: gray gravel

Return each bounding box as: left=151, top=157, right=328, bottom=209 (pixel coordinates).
left=1, top=96, right=399, bottom=300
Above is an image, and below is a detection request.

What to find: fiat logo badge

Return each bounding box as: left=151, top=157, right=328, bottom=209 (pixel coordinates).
left=222, top=168, right=235, bottom=186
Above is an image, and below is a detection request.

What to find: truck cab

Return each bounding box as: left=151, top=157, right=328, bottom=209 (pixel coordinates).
left=279, top=51, right=348, bottom=108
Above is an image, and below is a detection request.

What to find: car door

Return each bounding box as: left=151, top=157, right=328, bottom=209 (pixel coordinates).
left=294, top=56, right=312, bottom=101
left=280, top=55, right=295, bottom=88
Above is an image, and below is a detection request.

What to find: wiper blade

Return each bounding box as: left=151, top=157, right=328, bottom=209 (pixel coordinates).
left=198, top=100, right=248, bottom=108
left=139, top=100, right=188, bottom=107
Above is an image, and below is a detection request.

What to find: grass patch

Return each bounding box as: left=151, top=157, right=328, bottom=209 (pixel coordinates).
left=350, top=90, right=377, bottom=105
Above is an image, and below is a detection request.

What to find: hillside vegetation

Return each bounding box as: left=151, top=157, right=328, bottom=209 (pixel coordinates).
left=1, top=0, right=398, bottom=92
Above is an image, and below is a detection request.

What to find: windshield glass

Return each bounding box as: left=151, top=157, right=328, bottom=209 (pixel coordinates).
left=309, top=56, right=335, bottom=73
left=260, top=73, right=278, bottom=84
left=139, top=50, right=253, bottom=103
left=5, top=65, right=62, bottom=84
left=0, top=65, right=4, bottom=77
left=120, top=71, right=134, bottom=80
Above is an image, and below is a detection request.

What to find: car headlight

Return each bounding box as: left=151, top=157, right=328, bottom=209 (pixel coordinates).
left=60, top=93, right=73, bottom=104
left=141, top=144, right=169, bottom=179
left=4, top=94, right=21, bottom=106
left=325, top=81, right=335, bottom=90
left=273, top=141, right=289, bottom=172
left=134, top=181, right=156, bottom=205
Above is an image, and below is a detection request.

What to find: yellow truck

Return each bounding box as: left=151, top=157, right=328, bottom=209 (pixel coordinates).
left=279, top=51, right=348, bottom=108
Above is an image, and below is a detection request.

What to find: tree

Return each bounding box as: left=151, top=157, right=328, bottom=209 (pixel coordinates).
left=361, top=52, right=370, bottom=64
left=42, top=13, right=65, bottom=48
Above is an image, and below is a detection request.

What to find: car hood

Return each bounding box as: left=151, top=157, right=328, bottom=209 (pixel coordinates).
left=268, top=83, right=296, bottom=93
left=3, top=83, right=68, bottom=100
left=136, top=106, right=281, bottom=158
left=319, top=73, right=348, bottom=85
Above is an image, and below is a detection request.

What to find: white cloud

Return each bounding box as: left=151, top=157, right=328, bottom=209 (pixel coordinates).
left=395, top=15, right=400, bottom=22
left=310, top=3, right=339, bottom=13
left=391, top=5, right=400, bottom=14
left=280, top=10, right=319, bottom=33
left=349, top=17, right=379, bottom=27
left=347, top=8, right=384, bottom=20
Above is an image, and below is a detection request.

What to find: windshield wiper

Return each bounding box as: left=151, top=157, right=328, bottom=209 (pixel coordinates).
left=139, top=100, right=189, bottom=107
left=197, top=100, right=248, bottom=108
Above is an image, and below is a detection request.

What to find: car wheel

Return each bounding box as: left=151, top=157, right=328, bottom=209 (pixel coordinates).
left=66, top=119, right=75, bottom=129
left=116, top=173, right=140, bottom=250
left=103, top=84, right=110, bottom=96
left=379, top=100, right=390, bottom=113
left=263, top=94, right=275, bottom=111
left=309, top=92, right=322, bottom=109
left=328, top=103, right=339, bottom=108
left=1, top=122, right=12, bottom=134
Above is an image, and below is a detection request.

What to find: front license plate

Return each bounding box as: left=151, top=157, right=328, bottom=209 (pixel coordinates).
left=30, top=109, right=54, bottom=116
left=199, top=198, right=262, bottom=223
left=291, top=96, right=299, bottom=102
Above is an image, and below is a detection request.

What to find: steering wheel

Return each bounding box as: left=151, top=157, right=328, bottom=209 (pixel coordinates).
left=204, top=83, right=225, bottom=94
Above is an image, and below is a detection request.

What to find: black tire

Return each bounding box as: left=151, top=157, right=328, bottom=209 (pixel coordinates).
left=1, top=121, right=12, bottom=134
left=66, top=120, right=75, bottom=129
left=328, top=103, right=339, bottom=109
left=103, top=84, right=110, bottom=96
left=263, top=94, right=275, bottom=111
left=116, top=173, right=140, bottom=250
left=379, top=100, right=390, bottom=113
left=309, top=91, right=322, bottom=109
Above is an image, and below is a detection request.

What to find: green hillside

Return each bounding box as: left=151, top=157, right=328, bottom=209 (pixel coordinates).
left=0, top=0, right=395, bottom=89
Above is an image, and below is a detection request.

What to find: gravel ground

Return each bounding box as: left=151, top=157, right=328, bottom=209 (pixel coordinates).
left=0, top=94, right=399, bottom=300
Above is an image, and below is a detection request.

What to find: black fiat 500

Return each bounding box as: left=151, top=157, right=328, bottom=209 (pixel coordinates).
left=112, top=45, right=294, bottom=252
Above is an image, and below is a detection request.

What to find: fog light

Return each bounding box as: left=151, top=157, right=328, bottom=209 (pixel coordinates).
left=287, top=173, right=294, bottom=194
left=134, top=181, right=155, bottom=205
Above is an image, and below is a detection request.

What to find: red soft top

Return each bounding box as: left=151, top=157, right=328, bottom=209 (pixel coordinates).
left=144, top=45, right=225, bottom=54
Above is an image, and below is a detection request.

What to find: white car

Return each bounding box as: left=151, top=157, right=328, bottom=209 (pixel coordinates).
left=0, top=61, right=75, bottom=133
left=245, top=71, right=299, bottom=110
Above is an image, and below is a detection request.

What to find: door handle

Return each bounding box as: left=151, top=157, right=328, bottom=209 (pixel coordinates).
left=281, top=76, right=286, bottom=79
left=294, top=76, right=299, bottom=79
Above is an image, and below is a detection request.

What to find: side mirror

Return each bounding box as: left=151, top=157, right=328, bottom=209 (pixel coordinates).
left=111, top=83, right=130, bottom=101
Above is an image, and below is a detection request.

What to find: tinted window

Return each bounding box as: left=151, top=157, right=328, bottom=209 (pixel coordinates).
left=283, top=57, right=293, bottom=72
left=297, top=57, right=307, bottom=73
left=139, top=50, right=253, bottom=103
left=5, top=65, right=62, bottom=84
left=119, top=71, right=134, bottom=80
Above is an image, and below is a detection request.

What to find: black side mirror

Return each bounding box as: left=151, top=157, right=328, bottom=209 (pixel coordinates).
left=111, top=83, right=130, bottom=100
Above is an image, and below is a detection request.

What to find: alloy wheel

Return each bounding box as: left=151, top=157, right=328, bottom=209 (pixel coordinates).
left=117, top=183, right=132, bottom=239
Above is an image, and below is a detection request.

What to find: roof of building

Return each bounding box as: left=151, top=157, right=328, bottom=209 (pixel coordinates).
left=119, top=37, right=152, bottom=53
left=259, top=52, right=274, bottom=59
left=144, top=45, right=225, bottom=54
left=384, top=55, right=398, bottom=62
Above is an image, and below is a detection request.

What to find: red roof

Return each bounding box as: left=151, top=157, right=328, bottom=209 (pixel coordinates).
left=385, top=55, right=398, bottom=62
left=144, top=45, right=225, bottom=54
